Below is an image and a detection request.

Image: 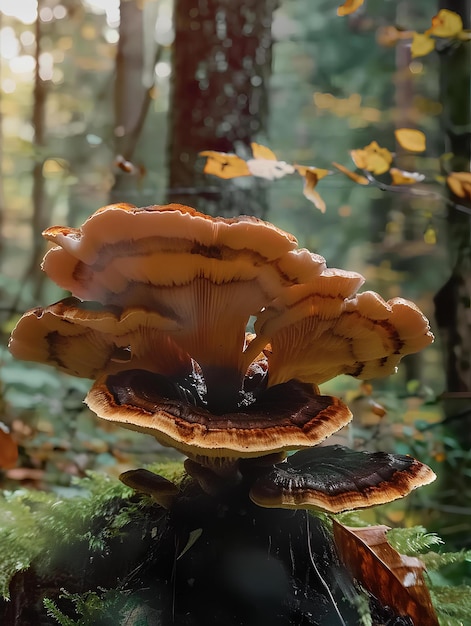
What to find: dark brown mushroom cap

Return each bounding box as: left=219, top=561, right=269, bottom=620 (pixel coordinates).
left=249, top=445, right=436, bottom=513
left=119, top=468, right=180, bottom=508
left=86, top=376, right=352, bottom=458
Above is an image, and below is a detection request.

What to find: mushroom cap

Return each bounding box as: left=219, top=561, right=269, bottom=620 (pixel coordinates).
left=119, top=468, right=180, bottom=508
left=39, top=204, right=325, bottom=382
left=255, top=282, right=433, bottom=386
left=250, top=445, right=436, bottom=513
left=9, top=203, right=434, bottom=461
left=9, top=296, right=191, bottom=379
left=86, top=375, right=352, bottom=458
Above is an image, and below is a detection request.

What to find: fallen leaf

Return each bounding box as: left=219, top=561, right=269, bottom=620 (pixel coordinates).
left=390, top=168, right=426, bottom=185
left=332, top=162, right=369, bottom=185
left=447, top=171, right=471, bottom=198
left=337, top=0, right=364, bottom=17
left=411, top=32, right=435, bottom=58
left=199, top=151, right=251, bottom=179
left=177, top=528, right=203, bottom=560
left=427, top=9, right=463, bottom=38
left=0, top=424, right=18, bottom=469
left=350, top=141, right=393, bottom=176
left=333, top=522, right=440, bottom=626
left=395, top=129, right=426, bottom=153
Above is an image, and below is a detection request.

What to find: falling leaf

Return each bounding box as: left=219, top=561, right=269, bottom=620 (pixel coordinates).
left=0, top=423, right=18, bottom=469
left=337, top=0, right=364, bottom=17
left=395, top=129, right=426, bottom=152
left=333, top=522, right=440, bottom=626
left=427, top=9, right=463, bottom=38
left=251, top=142, right=278, bottom=161
left=446, top=171, right=471, bottom=199
left=332, top=162, right=369, bottom=185
left=411, top=33, right=435, bottom=58
left=299, top=169, right=327, bottom=213
left=199, top=151, right=251, bottom=179
left=390, top=168, right=426, bottom=185
left=424, top=225, right=437, bottom=245
left=295, top=165, right=330, bottom=181
left=350, top=141, right=393, bottom=176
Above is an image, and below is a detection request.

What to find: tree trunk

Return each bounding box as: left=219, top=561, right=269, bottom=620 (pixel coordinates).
left=434, top=0, right=471, bottom=447
left=109, top=0, right=160, bottom=205
left=167, top=0, right=279, bottom=218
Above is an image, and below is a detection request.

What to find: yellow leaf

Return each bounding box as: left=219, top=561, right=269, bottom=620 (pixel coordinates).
left=411, top=32, right=435, bottom=58
left=446, top=171, right=471, bottom=199
left=332, top=162, right=369, bottom=185
left=251, top=142, right=278, bottom=161
left=424, top=226, right=436, bottom=245
left=199, top=151, right=251, bottom=179
left=390, top=168, right=425, bottom=185
left=294, top=165, right=330, bottom=181
left=427, top=9, right=463, bottom=38
left=337, top=0, right=364, bottom=17
left=350, top=141, right=393, bottom=175
left=300, top=170, right=326, bottom=213
left=395, top=128, right=426, bottom=152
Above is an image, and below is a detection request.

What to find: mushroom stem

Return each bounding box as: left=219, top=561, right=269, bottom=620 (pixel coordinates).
left=200, top=365, right=244, bottom=413
left=185, top=455, right=243, bottom=495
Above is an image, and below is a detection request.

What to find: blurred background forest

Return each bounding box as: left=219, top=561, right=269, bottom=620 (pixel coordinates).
left=0, top=0, right=470, bottom=550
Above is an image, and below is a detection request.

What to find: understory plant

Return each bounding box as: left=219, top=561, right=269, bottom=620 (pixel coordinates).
left=4, top=203, right=445, bottom=624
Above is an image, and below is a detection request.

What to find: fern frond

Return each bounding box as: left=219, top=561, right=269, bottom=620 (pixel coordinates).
left=421, top=550, right=471, bottom=571
left=429, top=584, right=471, bottom=625
left=386, top=526, right=443, bottom=555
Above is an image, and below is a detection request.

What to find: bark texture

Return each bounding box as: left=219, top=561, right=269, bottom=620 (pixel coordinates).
left=168, top=0, right=279, bottom=217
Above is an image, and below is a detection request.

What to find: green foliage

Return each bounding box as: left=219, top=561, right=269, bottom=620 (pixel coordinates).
left=0, top=462, right=184, bottom=599
left=43, top=589, right=149, bottom=626
left=429, top=586, right=471, bottom=626
left=386, top=525, right=444, bottom=555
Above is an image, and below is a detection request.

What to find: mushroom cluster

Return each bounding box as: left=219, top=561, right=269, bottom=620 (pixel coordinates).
left=9, top=203, right=435, bottom=511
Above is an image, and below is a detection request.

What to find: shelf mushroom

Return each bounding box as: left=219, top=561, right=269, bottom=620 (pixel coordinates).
left=9, top=203, right=435, bottom=509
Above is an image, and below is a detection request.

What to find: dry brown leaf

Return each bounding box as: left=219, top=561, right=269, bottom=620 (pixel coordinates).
left=199, top=151, right=251, bottom=179
left=300, top=170, right=326, bottom=213
left=390, top=168, right=426, bottom=185
left=395, top=129, right=426, bottom=153
left=332, top=161, right=369, bottom=185
left=337, top=0, right=364, bottom=17
left=333, top=521, right=439, bottom=626
left=447, top=171, right=471, bottom=198
left=411, top=32, right=435, bottom=58
left=350, top=141, right=393, bottom=175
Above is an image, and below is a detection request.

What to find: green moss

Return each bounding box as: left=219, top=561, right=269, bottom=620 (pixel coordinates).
left=0, top=461, right=184, bottom=599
